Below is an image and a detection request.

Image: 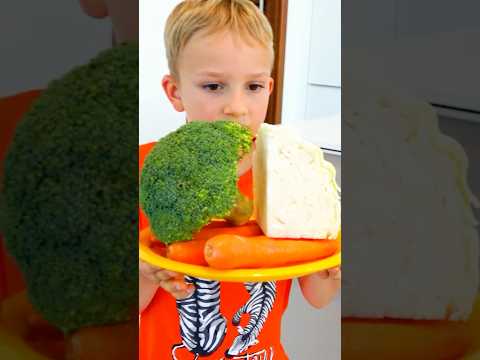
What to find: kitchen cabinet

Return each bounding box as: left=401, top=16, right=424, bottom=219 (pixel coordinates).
left=282, top=0, right=341, bottom=151
left=343, top=0, right=480, bottom=116
left=308, top=0, right=341, bottom=87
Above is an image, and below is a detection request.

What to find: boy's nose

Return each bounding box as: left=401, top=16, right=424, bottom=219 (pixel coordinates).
left=223, top=93, right=248, bottom=119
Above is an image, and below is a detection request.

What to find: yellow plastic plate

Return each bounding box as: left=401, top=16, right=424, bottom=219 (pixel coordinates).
left=139, top=242, right=341, bottom=282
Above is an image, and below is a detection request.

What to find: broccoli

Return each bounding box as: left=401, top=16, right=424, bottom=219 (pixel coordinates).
left=2, top=43, right=138, bottom=333
left=140, top=120, right=253, bottom=244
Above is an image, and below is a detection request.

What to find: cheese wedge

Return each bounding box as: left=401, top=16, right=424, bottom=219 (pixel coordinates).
left=252, top=123, right=341, bottom=239
left=342, top=92, right=479, bottom=321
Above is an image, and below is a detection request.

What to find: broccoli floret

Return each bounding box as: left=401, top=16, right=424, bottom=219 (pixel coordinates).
left=2, top=43, right=138, bottom=333
left=140, top=120, right=253, bottom=244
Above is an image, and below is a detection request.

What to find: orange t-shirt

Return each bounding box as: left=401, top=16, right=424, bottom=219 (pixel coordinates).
left=0, top=90, right=42, bottom=300
left=139, top=143, right=292, bottom=360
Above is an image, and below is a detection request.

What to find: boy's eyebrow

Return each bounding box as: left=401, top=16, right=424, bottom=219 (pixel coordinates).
left=247, top=72, right=270, bottom=78
left=196, top=71, right=270, bottom=78
left=196, top=71, right=224, bottom=77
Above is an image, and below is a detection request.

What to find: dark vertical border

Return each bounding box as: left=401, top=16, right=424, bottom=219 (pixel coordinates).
left=263, top=0, right=288, bottom=125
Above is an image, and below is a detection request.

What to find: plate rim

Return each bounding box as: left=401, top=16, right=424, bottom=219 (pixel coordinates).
left=139, top=242, right=341, bottom=282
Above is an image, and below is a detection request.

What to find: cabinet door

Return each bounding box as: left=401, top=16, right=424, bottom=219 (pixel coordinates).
left=282, top=0, right=341, bottom=151
left=308, top=0, right=341, bottom=87
left=251, top=0, right=288, bottom=125
left=394, top=0, right=480, bottom=113
left=342, top=0, right=480, bottom=113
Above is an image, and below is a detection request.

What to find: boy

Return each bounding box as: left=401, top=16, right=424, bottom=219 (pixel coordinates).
left=139, top=1, right=340, bottom=359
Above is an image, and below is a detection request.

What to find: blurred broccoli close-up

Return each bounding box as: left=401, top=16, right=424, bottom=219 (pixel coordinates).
left=2, top=43, right=138, bottom=333
left=140, top=120, right=253, bottom=244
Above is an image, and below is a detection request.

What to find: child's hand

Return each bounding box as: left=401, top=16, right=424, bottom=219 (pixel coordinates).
left=139, top=260, right=195, bottom=300
left=299, top=266, right=341, bottom=308
left=317, top=266, right=341, bottom=281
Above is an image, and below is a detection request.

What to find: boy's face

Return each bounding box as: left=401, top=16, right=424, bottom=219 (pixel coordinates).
left=164, top=30, right=274, bottom=137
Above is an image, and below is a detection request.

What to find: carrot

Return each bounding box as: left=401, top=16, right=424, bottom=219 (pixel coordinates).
left=194, top=221, right=261, bottom=241
left=139, top=227, right=166, bottom=256
left=205, top=235, right=340, bottom=269
left=166, top=239, right=208, bottom=265
left=166, top=221, right=262, bottom=265
left=139, top=227, right=154, bottom=247
left=151, top=243, right=167, bottom=257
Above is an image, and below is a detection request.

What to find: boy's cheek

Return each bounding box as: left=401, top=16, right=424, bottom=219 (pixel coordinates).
left=187, top=108, right=220, bottom=122
left=186, top=103, right=224, bottom=123
left=250, top=116, right=266, bottom=135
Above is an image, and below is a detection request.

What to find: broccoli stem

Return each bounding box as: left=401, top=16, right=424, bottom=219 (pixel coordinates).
left=224, top=192, right=253, bottom=226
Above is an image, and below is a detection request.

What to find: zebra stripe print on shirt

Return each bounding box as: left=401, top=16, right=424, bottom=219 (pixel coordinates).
left=226, top=281, right=277, bottom=357
left=172, top=276, right=227, bottom=358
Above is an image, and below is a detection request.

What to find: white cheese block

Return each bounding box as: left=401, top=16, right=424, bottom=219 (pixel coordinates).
left=252, top=123, right=341, bottom=239
left=342, top=89, right=479, bottom=321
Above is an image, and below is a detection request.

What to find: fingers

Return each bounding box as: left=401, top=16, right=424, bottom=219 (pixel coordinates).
left=139, top=261, right=195, bottom=300
left=316, top=270, right=330, bottom=280
left=139, top=260, right=163, bottom=283
left=153, top=269, right=181, bottom=282
left=158, top=279, right=195, bottom=300
left=316, top=266, right=341, bottom=280
left=139, top=260, right=175, bottom=281
left=139, top=260, right=154, bottom=277
left=328, top=267, right=341, bottom=280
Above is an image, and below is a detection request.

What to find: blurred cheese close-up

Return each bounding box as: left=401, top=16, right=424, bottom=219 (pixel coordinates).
left=342, top=91, right=479, bottom=321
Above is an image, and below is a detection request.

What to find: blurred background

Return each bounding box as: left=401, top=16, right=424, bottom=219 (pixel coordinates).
left=0, top=1, right=112, bottom=97
left=342, top=0, right=480, bottom=242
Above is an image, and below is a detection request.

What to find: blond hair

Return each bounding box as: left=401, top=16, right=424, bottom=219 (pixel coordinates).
left=165, top=0, right=274, bottom=78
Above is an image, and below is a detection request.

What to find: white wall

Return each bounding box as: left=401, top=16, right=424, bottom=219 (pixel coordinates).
left=0, top=1, right=111, bottom=97
left=280, top=2, right=341, bottom=359
left=139, top=0, right=185, bottom=144
left=282, top=0, right=341, bottom=151
left=282, top=152, right=341, bottom=360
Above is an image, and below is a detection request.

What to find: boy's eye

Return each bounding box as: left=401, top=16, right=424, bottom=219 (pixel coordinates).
left=248, top=83, right=265, bottom=92
left=203, top=83, right=223, bottom=92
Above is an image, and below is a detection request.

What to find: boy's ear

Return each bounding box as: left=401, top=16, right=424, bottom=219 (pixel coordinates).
left=162, top=75, right=184, bottom=112
left=267, top=78, right=274, bottom=95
